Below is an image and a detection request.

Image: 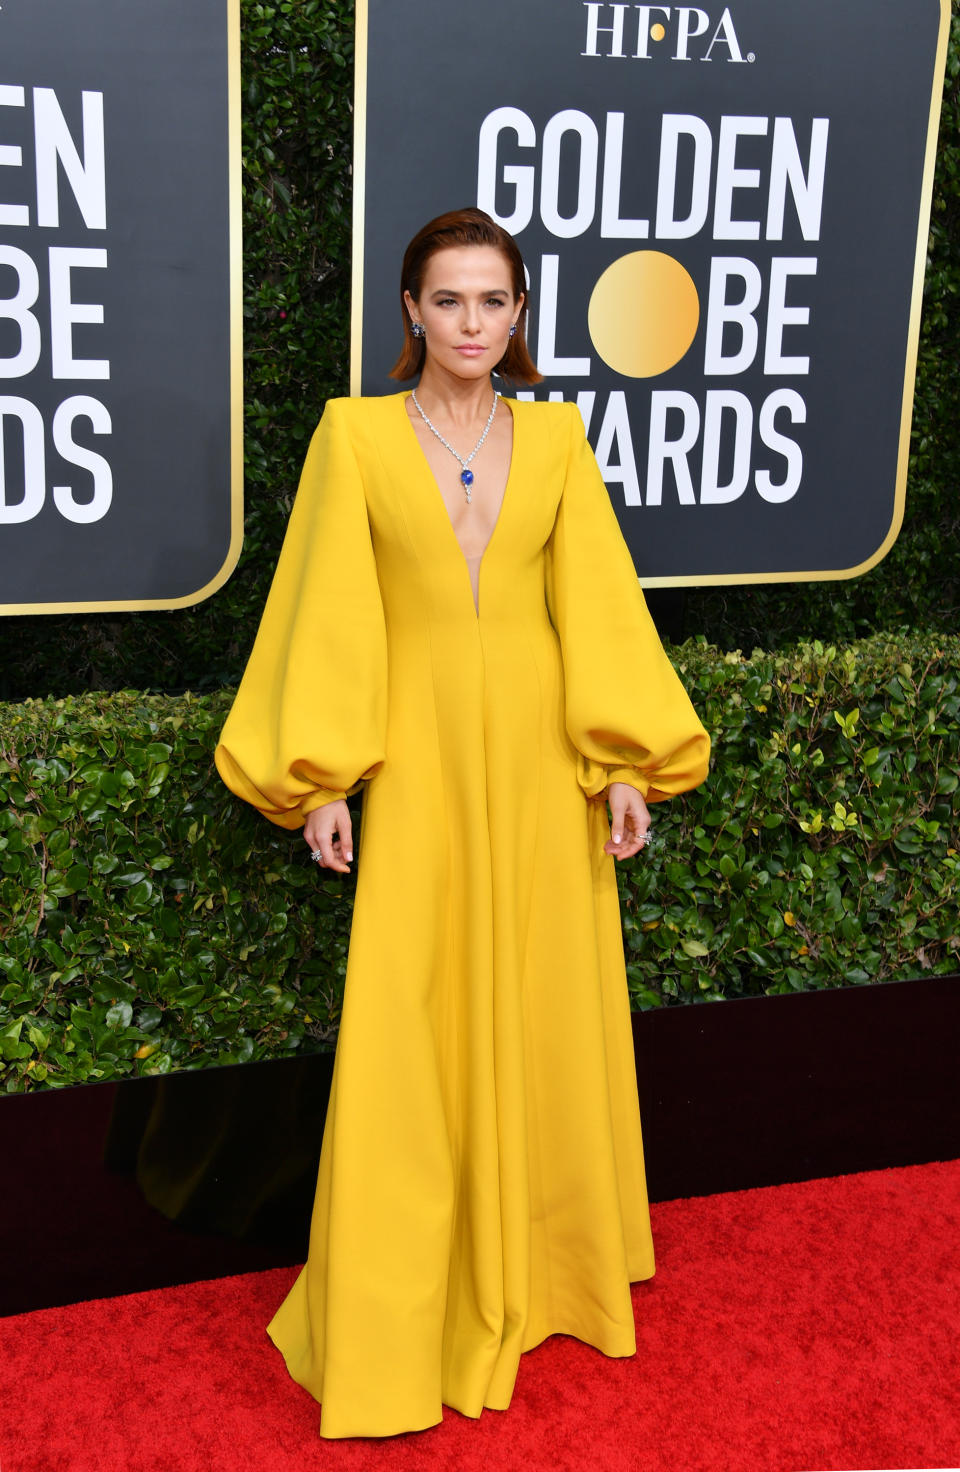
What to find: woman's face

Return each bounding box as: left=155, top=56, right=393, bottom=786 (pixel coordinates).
left=404, top=245, right=524, bottom=382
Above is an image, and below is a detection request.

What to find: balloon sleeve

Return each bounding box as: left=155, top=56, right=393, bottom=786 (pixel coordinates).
left=544, top=403, right=711, bottom=804
left=215, top=399, right=388, bottom=828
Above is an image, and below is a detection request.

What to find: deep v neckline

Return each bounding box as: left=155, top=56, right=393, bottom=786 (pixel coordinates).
left=400, top=390, right=517, bottom=616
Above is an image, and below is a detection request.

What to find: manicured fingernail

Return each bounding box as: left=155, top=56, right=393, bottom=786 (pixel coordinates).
left=612, top=832, right=621, bottom=843
left=345, top=851, right=353, bottom=862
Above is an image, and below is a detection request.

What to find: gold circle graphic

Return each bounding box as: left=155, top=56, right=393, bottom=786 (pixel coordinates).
left=588, top=251, right=700, bottom=378
left=650, top=22, right=666, bottom=41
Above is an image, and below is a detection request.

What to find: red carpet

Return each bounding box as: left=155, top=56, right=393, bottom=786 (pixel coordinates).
left=2, top=1160, right=958, bottom=1472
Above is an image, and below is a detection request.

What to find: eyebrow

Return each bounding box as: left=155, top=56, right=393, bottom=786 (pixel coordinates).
left=429, top=287, right=510, bottom=296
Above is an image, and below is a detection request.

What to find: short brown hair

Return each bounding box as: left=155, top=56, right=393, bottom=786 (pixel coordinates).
left=388, top=207, right=543, bottom=385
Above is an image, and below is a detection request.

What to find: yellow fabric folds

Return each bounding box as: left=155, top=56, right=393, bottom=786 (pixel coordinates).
left=215, top=391, right=710, bottom=1438
left=546, top=403, right=710, bottom=802
left=214, top=404, right=388, bottom=826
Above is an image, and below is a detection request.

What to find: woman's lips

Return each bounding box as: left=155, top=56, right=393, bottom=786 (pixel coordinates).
left=455, top=344, right=487, bottom=355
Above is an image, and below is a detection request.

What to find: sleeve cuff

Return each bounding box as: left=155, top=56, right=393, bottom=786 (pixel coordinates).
left=299, top=776, right=368, bottom=818
left=604, top=768, right=652, bottom=799
left=300, top=786, right=349, bottom=816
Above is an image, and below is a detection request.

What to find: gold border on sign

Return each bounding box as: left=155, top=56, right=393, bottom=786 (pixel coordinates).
left=350, top=0, right=369, bottom=397
left=640, top=0, right=953, bottom=589
left=1, top=0, right=244, bottom=616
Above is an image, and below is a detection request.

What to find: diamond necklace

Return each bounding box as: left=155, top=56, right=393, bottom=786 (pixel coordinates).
left=410, top=387, right=500, bottom=503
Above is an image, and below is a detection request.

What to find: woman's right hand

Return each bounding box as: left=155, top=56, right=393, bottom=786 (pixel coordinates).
left=304, top=799, right=353, bottom=873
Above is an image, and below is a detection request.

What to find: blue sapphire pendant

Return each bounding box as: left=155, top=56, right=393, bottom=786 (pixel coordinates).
left=409, top=385, right=498, bottom=507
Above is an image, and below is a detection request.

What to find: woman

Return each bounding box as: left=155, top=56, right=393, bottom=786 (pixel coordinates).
left=215, top=207, right=711, bottom=1439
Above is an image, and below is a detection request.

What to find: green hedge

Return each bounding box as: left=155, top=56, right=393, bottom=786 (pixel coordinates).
left=0, top=5, right=958, bottom=699
left=2, top=632, right=957, bottom=1093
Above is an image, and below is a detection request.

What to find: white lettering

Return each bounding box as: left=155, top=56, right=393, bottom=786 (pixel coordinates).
left=477, top=110, right=831, bottom=246
left=633, top=7, right=673, bottom=59
left=540, top=110, right=598, bottom=238
left=714, top=116, right=768, bottom=240
left=34, top=87, right=106, bottom=230
left=700, top=390, right=753, bottom=502
left=49, top=247, right=109, bottom=379
left=756, top=389, right=805, bottom=501
left=477, top=107, right=536, bottom=233
left=537, top=255, right=591, bottom=375
left=594, top=390, right=640, bottom=504
left=572, top=390, right=598, bottom=435
left=600, top=114, right=649, bottom=238
left=655, top=114, right=712, bottom=239
left=646, top=391, right=699, bottom=505
left=0, top=396, right=45, bottom=523
left=766, top=117, right=829, bottom=243
left=52, top=396, right=113, bottom=522
left=518, top=388, right=809, bottom=507
left=0, top=86, right=29, bottom=228
left=675, top=8, right=709, bottom=62
left=0, top=246, right=42, bottom=378
left=703, top=257, right=762, bottom=375
left=764, top=258, right=817, bottom=375
left=582, top=2, right=630, bottom=57
left=702, top=7, right=746, bottom=63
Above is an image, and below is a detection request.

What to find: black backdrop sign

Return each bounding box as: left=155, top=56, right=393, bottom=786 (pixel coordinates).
left=354, top=0, right=949, bottom=585
left=0, top=0, right=240, bottom=614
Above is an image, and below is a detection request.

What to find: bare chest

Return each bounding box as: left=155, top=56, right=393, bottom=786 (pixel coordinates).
left=407, top=403, right=515, bottom=564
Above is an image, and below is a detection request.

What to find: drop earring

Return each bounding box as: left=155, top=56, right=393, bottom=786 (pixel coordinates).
left=508, top=324, right=517, bottom=337
left=411, top=321, right=425, bottom=338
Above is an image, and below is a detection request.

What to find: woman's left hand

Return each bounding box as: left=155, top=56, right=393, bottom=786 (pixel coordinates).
left=603, top=781, right=652, bottom=860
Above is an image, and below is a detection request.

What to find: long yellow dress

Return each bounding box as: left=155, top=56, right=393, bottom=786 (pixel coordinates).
left=214, top=391, right=710, bottom=1439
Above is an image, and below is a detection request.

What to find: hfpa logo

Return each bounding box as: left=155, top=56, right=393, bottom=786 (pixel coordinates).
left=582, top=4, right=754, bottom=63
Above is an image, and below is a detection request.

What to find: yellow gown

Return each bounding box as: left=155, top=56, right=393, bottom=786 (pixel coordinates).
left=214, top=391, right=710, bottom=1438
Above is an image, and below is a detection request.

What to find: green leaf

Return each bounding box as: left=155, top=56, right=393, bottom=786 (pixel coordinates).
left=681, top=939, right=710, bottom=958
left=126, top=880, right=154, bottom=908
